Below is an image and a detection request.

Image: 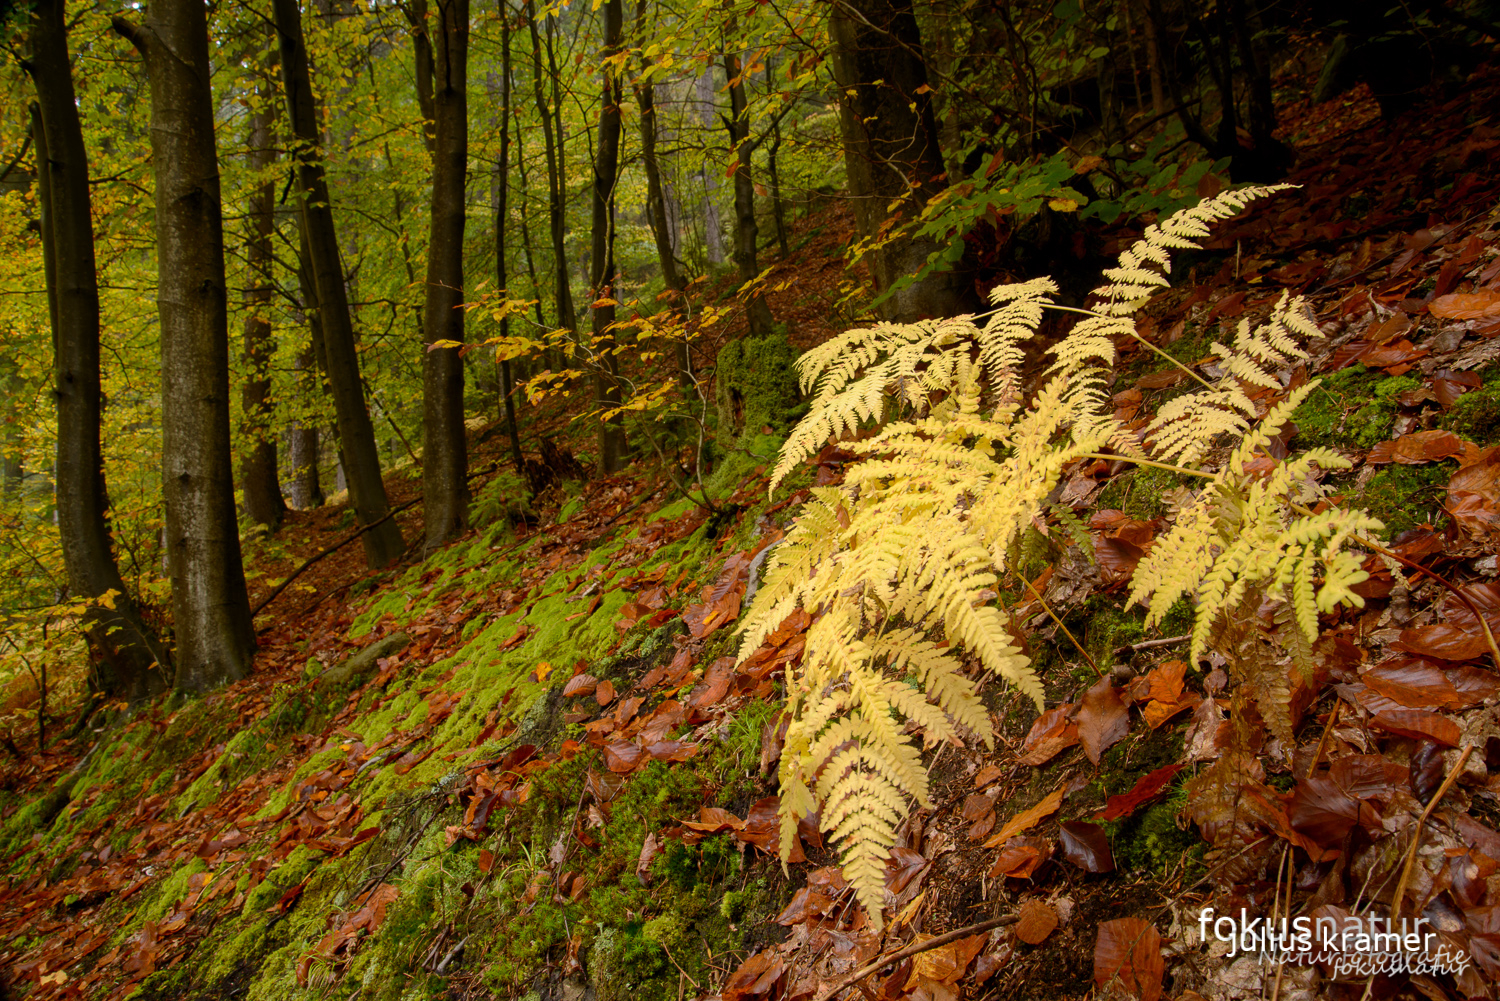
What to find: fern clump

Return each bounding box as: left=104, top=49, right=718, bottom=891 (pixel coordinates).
left=737, top=186, right=1382, bottom=926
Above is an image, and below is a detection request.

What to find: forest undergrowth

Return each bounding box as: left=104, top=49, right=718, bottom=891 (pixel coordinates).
left=4, top=62, right=1500, bottom=1001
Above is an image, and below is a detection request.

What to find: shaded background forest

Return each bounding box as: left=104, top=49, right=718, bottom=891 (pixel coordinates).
left=1, top=0, right=1497, bottom=703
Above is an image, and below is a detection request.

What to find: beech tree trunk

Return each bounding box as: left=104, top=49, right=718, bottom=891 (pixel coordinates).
left=240, top=63, right=286, bottom=532
left=272, top=0, right=405, bottom=568
left=592, top=0, right=628, bottom=474
left=527, top=0, right=576, bottom=336
left=113, top=0, right=255, bottom=693
left=829, top=0, right=971, bottom=322
left=421, top=0, right=471, bottom=547
left=495, top=8, right=525, bottom=475
left=722, top=52, right=776, bottom=337
left=26, top=0, right=172, bottom=699
left=635, top=76, right=691, bottom=386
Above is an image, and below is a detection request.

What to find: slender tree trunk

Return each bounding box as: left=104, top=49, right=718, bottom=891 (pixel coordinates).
left=723, top=51, right=775, bottom=337
left=695, top=70, right=726, bottom=266
left=636, top=76, right=691, bottom=386
left=768, top=116, right=789, bottom=259
left=240, top=64, right=286, bottom=532
left=271, top=0, right=404, bottom=567
left=528, top=1, right=575, bottom=335
left=495, top=7, right=525, bottom=476
left=113, top=2, right=255, bottom=693
left=513, top=109, right=547, bottom=332
left=25, top=4, right=172, bottom=699
left=1141, top=0, right=1166, bottom=115
left=591, top=0, right=627, bottom=473
left=829, top=0, right=971, bottom=322
left=405, top=0, right=437, bottom=153
left=420, top=0, right=471, bottom=547
left=290, top=233, right=328, bottom=510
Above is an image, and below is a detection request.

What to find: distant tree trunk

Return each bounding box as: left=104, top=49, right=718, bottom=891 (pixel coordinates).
left=113, top=2, right=256, bottom=693
left=695, top=70, right=726, bottom=266
left=635, top=75, right=691, bottom=385
left=290, top=235, right=327, bottom=511
left=513, top=108, right=547, bottom=332
left=240, top=65, right=286, bottom=532
left=591, top=0, right=628, bottom=474
left=768, top=116, right=789, bottom=259
left=1140, top=0, right=1166, bottom=115
left=420, top=0, right=471, bottom=548
left=722, top=52, right=776, bottom=337
left=495, top=7, right=525, bottom=475
left=272, top=0, right=405, bottom=568
left=25, top=0, right=172, bottom=700
left=528, top=1, right=576, bottom=336
left=829, top=0, right=972, bottom=322
left=405, top=0, right=437, bottom=153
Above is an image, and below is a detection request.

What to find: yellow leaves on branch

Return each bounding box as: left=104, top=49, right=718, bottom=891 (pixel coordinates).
left=741, top=185, right=1383, bottom=929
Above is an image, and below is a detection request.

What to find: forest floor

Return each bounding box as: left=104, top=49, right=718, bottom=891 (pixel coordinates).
left=4, top=56, right=1500, bottom=1001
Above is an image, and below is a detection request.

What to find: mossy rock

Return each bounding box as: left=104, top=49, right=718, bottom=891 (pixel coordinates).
left=715, top=331, right=802, bottom=439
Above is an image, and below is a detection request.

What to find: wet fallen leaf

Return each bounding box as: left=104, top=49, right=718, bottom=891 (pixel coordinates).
left=1093, top=918, right=1164, bottom=1001
left=594, top=679, right=616, bottom=706
left=973, top=763, right=1005, bottom=788
left=1058, top=821, right=1115, bottom=872
left=1410, top=741, right=1446, bottom=804
left=775, top=887, right=834, bottom=926
left=1369, top=708, right=1462, bottom=746
left=1015, top=898, right=1059, bottom=944
left=602, top=740, right=645, bottom=774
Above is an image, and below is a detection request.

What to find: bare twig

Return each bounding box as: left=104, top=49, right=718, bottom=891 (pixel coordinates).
left=815, top=914, right=1019, bottom=1001
left=1390, top=743, right=1474, bottom=925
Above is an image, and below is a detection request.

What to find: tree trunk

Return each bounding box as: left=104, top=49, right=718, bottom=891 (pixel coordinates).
left=722, top=52, right=776, bottom=337
left=405, top=0, right=437, bottom=154
left=495, top=7, right=525, bottom=476
left=527, top=1, right=576, bottom=336
left=240, top=64, right=286, bottom=532
left=272, top=0, right=405, bottom=568
left=420, top=0, right=471, bottom=548
left=829, top=0, right=971, bottom=322
left=591, top=0, right=628, bottom=474
left=695, top=70, right=725, bottom=266
left=635, top=76, right=692, bottom=386
left=25, top=2, right=173, bottom=700
left=113, top=1, right=255, bottom=693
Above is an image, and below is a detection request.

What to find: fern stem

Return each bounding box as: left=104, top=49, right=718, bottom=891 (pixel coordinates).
left=1080, top=453, right=1214, bottom=479
left=1044, top=301, right=1218, bottom=390
left=1021, top=576, right=1102, bottom=677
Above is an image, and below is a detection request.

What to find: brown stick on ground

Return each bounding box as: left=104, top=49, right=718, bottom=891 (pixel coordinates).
left=814, top=914, right=1018, bottom=1001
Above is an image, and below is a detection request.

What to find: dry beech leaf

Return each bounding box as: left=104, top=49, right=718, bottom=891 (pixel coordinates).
left=974, top=763, right=1005, bottom=788
left=721, top=950, right=785, bottom=1001
left=1366, top=429, right=1466, bottom=465
left=1018, top=705, right=1080, bottom=766
left=1078, top=677, right=1130, bottom=765
left=1015, top=898, right=1059, bottom=944
left=594, top=679, right=616, bottom=706
left=1093, top=917, right=1164, bottom=1001
left=1430, top=289, right=1500, bottom=320
left=1410, top=742, right=1446, bottom=805
left=563, top=673, right=598, bottom=698
left=984, top=788, right=1064, bottom=847
left=988, top=836, right=1052, bottom=879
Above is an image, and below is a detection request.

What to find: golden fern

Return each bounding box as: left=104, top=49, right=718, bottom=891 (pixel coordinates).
left=740, top=185, right=1377, bottom=929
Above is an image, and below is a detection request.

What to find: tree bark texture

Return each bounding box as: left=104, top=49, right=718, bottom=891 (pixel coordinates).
left=421, top=0, right=471, bottom=547
left=829, top=0, right=971, bottom=322
left=26, top=5, right=173, bottom=699
left=591, top=0, right=627, bottom=474
left=722, top=52, right=776, bottom=337
left=240, top=69, right=286, bottom=532
left=113, top=0, right=255, bottom=693
left=272, top=0, right=405, bottom=568
left=406, top=0, right=438, bottom=154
